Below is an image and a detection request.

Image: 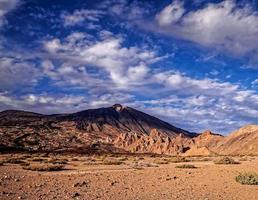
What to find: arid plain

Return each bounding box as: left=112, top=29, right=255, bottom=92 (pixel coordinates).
left=0, top=153, right=258, bottom=200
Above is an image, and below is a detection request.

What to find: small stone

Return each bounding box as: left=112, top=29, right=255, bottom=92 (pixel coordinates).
left=18, top=196, right=22, bottom=199
left=110, top=181, right=117, bottom=186
left=72, top=192, right=80, bottom=198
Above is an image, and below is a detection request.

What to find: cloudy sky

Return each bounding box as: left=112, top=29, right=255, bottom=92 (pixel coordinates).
left=0, top=0, right=258, bottom=134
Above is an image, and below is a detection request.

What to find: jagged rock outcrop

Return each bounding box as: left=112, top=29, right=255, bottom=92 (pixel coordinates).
left=114, top=129, right=192, bottom=154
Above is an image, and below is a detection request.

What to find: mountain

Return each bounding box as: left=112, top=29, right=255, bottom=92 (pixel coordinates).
left=0, top=105, right=257, bottom=155
left=0, top=104, right=193, bottom=153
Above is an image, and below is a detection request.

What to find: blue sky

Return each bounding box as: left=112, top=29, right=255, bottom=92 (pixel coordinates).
left=0, top=0, right=257, bottom=134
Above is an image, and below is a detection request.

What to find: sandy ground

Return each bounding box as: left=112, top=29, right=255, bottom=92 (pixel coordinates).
left=0, top=154, right=258, bottom=200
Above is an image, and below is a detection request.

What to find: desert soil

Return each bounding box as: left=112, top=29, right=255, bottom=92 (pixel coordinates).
left=0, top=154, right=258, bottom=200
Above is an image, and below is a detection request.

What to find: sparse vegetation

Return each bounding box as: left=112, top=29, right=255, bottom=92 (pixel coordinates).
left=214, top=157, right=240, bottom=165
left=131, top=162, right=158, bottom=170
left=239, top=157, right=248, bottom=161
left=175, top=164, right=197, bottom=168
left=169, top=156, right=190, bottom=163
left=154, top=158, right=169, bottom=164
left=235, top=172, right=258, bottom=185
left=48, top=158, right=68, bottom=165
left=20, top=162, right=30, bottom=167
left=30, top=157, right=45, bottom=162
left=4, top=158, right=26, bottom=165
left=23, top=164, right=65, bottom=171
left=83, top=159, right=124, bottom=165
left=103, top=160, right=124, bottom=165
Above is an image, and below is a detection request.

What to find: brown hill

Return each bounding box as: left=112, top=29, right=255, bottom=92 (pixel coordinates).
left=214, top=125, right=258, bottom=155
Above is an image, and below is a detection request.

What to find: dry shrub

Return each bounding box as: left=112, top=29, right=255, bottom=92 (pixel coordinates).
left=235, top=172, right=258, bottom=185
left=103, top=160, right=124, bottom=165
left=83, top=159, right=124, bottom=165
left=175, top=164, right=197, bottom=169
left=30, top=158, right=45, bottom=162
left=117, top=157, right=128, bottom=161
left=70, top=158, right=79, bottom=161
left=48, top=158, right=68, bottom=165
left=214, top=157, right=240, bottom=165
left=154, top=158, right=169, bottom=165
left=4, top=158, right=26, bottom=165
left=169, top=156, right=189, bottom=163
left=131, top=162, right=158, bottom=170
left=23, top=164, right=65, bottom=171
left=20, top=162, right=30, bottom=167
left=238, top=157, right=248, bottom=161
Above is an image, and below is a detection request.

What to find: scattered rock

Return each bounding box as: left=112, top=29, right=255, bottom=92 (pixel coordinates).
left=72, top=192, right=80, bottom=198
left=110, top=181, right=117, bottom=186
left=73, top=181, right=88, bottom=187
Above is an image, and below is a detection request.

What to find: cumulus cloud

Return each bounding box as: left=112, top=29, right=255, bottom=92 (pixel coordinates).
left=43, top=32, right=159, bottom=89
left=154, top=0, right=258, bottom=57
left=0, top=0, right=20, bottom=27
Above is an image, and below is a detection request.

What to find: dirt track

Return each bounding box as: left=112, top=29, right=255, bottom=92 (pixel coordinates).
left=0, top=154, right=258, bottom=200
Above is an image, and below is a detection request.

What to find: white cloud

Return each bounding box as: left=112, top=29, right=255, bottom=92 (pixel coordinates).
left=0, top=57, right=40, bottom=91
left=252, top=79, right=258, bottom=86
left=0, top=0, right=20, bottom=27
left=61, top=9, right=104, bottom=27
left=156, top=1, right=185, bottom=26
left=0, top=92, right=135, bottom=114
left=154, top=70, right=238, bottom=96
left=43, top=33, right=159, bottom=89
left=154, top=0, right=258, bottom=57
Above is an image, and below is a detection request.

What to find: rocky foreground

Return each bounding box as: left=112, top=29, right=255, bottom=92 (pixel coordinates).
left=0, top=104, right=257, bottom=156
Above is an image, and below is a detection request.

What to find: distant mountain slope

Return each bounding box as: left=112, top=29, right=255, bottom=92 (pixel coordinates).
left=0, top=104, right=193, bottom=153
left=65, top=104, right=193, bottom=137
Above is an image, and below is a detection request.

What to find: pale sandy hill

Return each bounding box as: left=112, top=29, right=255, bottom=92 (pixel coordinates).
left=215, top=125, right=258, bottom=155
